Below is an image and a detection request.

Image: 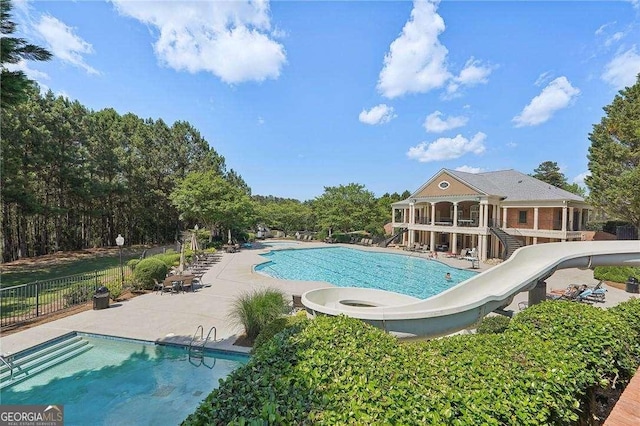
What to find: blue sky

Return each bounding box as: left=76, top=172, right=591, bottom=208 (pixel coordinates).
left=10, top=0, right=640, bottom=201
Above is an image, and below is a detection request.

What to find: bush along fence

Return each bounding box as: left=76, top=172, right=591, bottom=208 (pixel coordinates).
left=0, top=266, right=130, bottom=330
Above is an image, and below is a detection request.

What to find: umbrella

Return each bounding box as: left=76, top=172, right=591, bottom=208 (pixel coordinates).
left=190, top=231, right=199, bottom=252
left=178, top=240, right=185, bottom=274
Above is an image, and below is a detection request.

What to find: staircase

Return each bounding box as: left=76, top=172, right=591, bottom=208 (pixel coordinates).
left=0, top=334, right=93, bottom=390
left=381, top=228, right=408, bottom=248
left=489, top=227, right=524, bottom=260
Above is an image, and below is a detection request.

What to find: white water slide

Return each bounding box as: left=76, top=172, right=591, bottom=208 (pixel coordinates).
left=302, top=241, right=640, bottom=338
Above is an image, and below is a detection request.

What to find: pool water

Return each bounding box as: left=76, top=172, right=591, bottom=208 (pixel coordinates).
left=1, top=335, right=247, bottom=426
left=256, top=247, right=477, bottom=299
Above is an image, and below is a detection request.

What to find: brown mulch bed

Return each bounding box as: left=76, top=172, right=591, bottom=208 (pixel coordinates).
left=1, top=247, right=133, bottom=272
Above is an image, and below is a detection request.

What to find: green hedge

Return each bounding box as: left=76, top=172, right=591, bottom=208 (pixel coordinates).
left=594, top=266, right=640, bottom=283
left=133, top=258, right=168, bottom=290
left=252, top=311, right=309, bottom=352
left=184, top=300, right=640, bottom=425
left=476, top=315, right=511, bottom=334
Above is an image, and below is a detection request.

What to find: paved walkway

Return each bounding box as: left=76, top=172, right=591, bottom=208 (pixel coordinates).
left=1, top=241, right=635, bottom=357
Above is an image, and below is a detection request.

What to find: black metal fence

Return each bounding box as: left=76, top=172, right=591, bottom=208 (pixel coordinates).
left=0, top=266, right=128, bottom=329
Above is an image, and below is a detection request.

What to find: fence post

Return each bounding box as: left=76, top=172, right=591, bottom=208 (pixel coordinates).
left=95, top=270, right=99, bottom=291
left=35, top=281, right=40, bottom=317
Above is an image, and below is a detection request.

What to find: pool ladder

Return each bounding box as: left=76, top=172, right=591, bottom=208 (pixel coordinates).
left=188, top=325, right=216, bottom=360
left=0, top=355, right=15, bottom=381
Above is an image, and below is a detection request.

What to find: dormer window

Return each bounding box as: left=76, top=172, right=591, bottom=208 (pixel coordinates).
left=438, top=180, right=450, bottom=190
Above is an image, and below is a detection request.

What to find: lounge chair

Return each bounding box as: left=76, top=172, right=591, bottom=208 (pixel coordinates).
left=547, top=285, right=582, bottom=301
left=457, top=249, right=469, bottom=259
left=576, top=281, right=606, bottom=303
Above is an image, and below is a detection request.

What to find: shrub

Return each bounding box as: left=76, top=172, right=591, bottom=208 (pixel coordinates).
left=133, top=258, right=168, bottom=290
left=475, top=315, right=510, bottom=334
left=153, top=252, right=182, bottom=268
left=104, top=279, right=123, bottom=300
left=594, top=266, right=640, bottom=283
left=185, top=302, right=640, bottom=425
left=63, top=285, right=92, bottom=307
left=228, top=288, right=290, bottom=340
left=127, top=258, right=140, bottom=271
left=252, top=311, right=309, bottom=352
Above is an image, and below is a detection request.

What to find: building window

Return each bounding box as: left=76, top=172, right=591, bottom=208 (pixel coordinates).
left=438, top=180, right=450, bottom=190
left=518, top=211, right=527, bottom=224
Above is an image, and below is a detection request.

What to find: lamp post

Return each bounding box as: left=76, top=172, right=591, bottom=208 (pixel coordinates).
left=116, top=234, right=124, bottom=286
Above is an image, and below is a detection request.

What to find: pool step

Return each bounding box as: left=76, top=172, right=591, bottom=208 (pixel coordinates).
left=0, top=336, right=93, bottom=389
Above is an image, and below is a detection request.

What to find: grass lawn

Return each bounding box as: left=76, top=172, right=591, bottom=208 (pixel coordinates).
left=1, top=248, right=144, bottom=288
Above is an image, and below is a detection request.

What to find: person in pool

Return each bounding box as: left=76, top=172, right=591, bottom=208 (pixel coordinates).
left=445, top=272, right=452, bottom=281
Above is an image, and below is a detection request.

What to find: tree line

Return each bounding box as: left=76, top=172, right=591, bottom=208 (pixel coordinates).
left=1, top=87, right=242, bottom=261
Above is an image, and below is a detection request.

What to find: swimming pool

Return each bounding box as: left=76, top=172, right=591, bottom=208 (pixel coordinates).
left=255, top=247, right=477, bottom=299
left=0, top=333, right=248, bottom=425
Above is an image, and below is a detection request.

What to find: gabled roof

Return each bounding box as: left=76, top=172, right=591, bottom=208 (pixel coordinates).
left=446, top=169, right=585, bottom=202
left=394, top=168, right=585, bottom=205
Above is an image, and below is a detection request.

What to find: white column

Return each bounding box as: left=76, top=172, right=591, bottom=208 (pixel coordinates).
left=568, top=207, right=574, bottom=231
left=409, top=203, right=415, bottom=225
left=482, top=203, right=489, bottom=227
left=479, top=203, right=485, bottom=229
left=491, top=204, right=498, bottom=227
left=452, top=233, right=458, bottom=254
left=533, top=207, right=539, bottom=231
left=430, top=231, right=436, bottom=252
left=480, top=235, right=487, bottom=261
left=453, top=202, right=458, bottom=227
left=502, top=207, right=508, bottom=228
left=431, top=203, right=436, bottom=225
left=562, top=206, right=567, bottom=232
left=533, top=237, right=538, bottom=245
left=578, top=209, right=583, bottom=230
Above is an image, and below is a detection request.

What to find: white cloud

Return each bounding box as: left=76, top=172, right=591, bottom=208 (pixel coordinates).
left=534, top=71, right=553, bottom=87
left=446, top=57, right=494, bottom=97
left=573, top=171, right=590, bottom=187
left=455, top=165, right=485, bottom=174
left=605, top=32, right=624, bottom=47
left=111, top=0, right=286, bottom=84
left=601, top=47, right=640, bottom=89
left=506, top=141, right=517, bottom=148
left=595, top=22, right=616, bottom=36
left=257, top=116, right=265, bottom=125
left=512, top=77, right=580, bottom=127
left=5, top=59, right=49, bottom=81
left=377, top=0, right=451, bottom=98
left=359, top=104, right=396, bottom=125
left=407, top=132, right=486, bottom=162
left=423, top=111, right=467, bottom=133
left=377, top=0, right=493, bottom=99
left=35, top=15, right=98, bottom=75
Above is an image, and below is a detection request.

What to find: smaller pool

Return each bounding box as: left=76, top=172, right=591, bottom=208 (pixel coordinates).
left=256, top=247, right=477, bottom=299
left=1, top=333, right=248, bottom=426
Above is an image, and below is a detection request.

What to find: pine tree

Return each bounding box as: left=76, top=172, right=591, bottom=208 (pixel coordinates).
left=586, top=74, right=640, bottom=234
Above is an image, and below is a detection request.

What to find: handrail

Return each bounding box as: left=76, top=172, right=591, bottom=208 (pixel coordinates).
left=204, top=326, right=217, bottom=344
left=188, top=325, right=204, bottom=355
left=0, top=355, right=14, bottom=380
left=188, top=325, right=216, bottom=359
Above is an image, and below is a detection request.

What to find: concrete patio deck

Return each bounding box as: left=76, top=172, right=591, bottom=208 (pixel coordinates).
left=1, top=241, right=636, bottom=357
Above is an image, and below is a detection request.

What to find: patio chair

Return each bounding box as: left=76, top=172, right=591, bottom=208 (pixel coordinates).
left=576, top=281, right=606, bottom=303
left=457, top=248, right=469, bottom=259
left=153, top=278, right=163, bottom=294
left=181, top=276, right=194, bottom=293
left=161, top=276, right=180, bottom=295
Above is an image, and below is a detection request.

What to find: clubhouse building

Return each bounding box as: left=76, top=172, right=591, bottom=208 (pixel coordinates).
left=391, top=169, right=591, bottom=261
